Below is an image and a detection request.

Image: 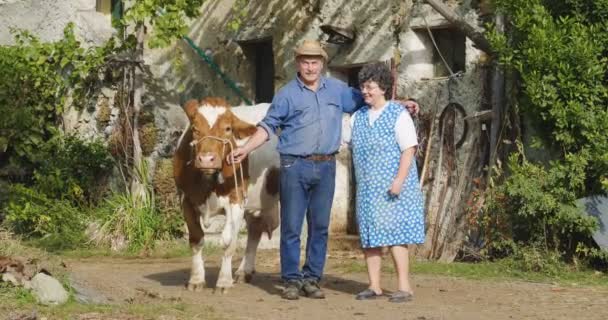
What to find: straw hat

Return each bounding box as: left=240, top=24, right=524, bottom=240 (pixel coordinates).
left=294, top=39, right=328, bottom=60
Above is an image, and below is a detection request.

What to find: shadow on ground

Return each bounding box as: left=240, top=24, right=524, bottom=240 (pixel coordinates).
left=144, top=266, right=368, bottom=298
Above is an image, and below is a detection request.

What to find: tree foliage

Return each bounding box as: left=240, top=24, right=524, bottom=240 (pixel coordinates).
left=481, top=0, right=608, bottom=261
left=121, top=0, right=205, bottom=48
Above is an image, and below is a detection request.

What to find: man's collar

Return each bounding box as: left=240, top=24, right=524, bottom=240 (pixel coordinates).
left=296, top=73, right=327, bottom=90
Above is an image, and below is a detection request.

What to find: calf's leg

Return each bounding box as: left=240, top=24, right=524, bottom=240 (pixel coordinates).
left=236, top=217, right=263, bottom=283
left=183, top=199, right=206, bottom=291
left=216, top=203, right=245, bottom=290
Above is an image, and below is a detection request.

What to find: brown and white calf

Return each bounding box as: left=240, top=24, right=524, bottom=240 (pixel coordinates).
left=173, top=97, right=280, bottom=291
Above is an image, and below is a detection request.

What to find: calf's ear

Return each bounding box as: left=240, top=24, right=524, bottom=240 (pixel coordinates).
left=183, top=99, right=200, bottom=121
left=232, top=115, right=257, bottom=139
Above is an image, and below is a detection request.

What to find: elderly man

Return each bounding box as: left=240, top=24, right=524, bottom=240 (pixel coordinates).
left=230, top=40, right=418, bottom=300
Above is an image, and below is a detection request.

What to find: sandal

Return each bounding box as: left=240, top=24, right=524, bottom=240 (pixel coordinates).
left=355, top=288, right=383, bottom=300
left=388, top=290, right=413, bottom=303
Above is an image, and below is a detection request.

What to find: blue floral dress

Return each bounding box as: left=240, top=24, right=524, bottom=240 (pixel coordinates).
left=351, top=102, right=425, bottom=248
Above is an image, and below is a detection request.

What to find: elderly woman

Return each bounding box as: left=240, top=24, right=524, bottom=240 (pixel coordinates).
left=346, top=62, right=425, bottom=303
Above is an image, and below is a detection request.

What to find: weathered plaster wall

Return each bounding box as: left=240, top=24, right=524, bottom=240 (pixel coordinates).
left=398, top=3, right=485, bottom=170
left=1, top=0, right=488, bottom=241
left=143, top=0, right=406, bottom=235
left=0, top=0, right=122, bottom=191
left=147, top=0, right=405, bottom=107
left=142, top=0, right=486, bottom=236
left=0, top=0, right=114, bottom=46
left=0, top=0, right=115, bottom=140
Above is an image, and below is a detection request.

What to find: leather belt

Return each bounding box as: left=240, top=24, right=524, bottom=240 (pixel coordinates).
left=302, top=154, right=335, bottom=161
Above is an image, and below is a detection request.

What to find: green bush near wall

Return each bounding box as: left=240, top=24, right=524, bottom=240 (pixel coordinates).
left=481, top=0, right=608, bottom=267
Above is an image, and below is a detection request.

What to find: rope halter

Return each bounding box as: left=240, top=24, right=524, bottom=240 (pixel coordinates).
left=189, top=135, right=247, bottom=207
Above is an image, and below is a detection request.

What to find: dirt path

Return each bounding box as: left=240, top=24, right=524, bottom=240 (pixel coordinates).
left=66, top=250, right=608, bottom=320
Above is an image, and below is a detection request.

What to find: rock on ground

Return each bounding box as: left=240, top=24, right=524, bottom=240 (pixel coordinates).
left=28, top=272, right=69, bottom=305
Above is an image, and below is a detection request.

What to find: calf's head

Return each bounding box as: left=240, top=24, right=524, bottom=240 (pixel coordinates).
left=184, top=97, right=257, bottom=176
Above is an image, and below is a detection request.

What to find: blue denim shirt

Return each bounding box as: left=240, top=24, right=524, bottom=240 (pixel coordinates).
left=258, top=75, right=364, bottom=156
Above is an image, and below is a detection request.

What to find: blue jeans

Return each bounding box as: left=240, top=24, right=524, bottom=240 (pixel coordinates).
left=279, top=155, right=336, bottom=282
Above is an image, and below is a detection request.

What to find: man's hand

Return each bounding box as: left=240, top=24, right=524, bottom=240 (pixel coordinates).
left=226, top=127, right=270, bottom=164
left=397, top=99, right=420, bottom=116
left=228, top=147, right=249, bottom=164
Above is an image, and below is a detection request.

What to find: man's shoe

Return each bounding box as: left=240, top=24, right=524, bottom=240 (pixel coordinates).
left=301, top=280, right=325, bottom=299
left=282, top=280, right=302, bottom=300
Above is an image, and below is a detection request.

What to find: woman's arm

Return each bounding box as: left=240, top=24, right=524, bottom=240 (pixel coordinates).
left=389, top=147, right=416, bottom=196
left=389, top=109, right=419, bottom=196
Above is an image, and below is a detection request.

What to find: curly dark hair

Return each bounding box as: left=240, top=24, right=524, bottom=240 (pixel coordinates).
left=358, top=62, right=393, bottom=99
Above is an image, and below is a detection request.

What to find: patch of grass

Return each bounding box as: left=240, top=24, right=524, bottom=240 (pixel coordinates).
left=411, top=259, right=608, bottom=287
left=2, top=231, right=223, bottom=261
left=0, top=293, right=223, bottom=320
left=0, top=282, right=36, bottom=307
left=333, top=259, right=367, bottom=274
left=0, top=232, right=34, bottom=256
left=332, top=257, right=608, bottom=287
left=59, top=240, right=222, bottom=260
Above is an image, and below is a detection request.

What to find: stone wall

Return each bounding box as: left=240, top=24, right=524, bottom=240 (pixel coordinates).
left=0, top=0, right=114, bottom=46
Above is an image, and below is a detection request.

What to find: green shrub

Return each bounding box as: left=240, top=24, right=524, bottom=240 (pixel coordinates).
left=490, top=0, right=608, bottom=194
left=0, top=24, right=115, bottom=170
left=33, top=135, right=113, bottom=204
left=503, top=245, right=569, bottom=276
left=477, top=152, right=599, bottom=261
left=157, top=205, right=185, bottom=239
left=4, top=185, right=87, bottom=250
left=0, top=134, right=112, bottom=250
left=480, top=0, right=608, bottom=266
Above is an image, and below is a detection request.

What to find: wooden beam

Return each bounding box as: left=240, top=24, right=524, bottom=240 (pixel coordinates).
left=423, top=0, right=494, bottom=55
left=489, top=14, right=506, bottom=177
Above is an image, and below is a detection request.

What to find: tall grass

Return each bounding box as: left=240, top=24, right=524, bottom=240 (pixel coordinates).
left=92, top=160, right=163, bottom=253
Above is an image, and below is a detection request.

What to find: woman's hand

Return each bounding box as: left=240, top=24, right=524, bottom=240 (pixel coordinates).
left=388, top=178, right=404, bottom=197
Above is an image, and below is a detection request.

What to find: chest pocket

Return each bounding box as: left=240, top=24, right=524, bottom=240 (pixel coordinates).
left=326, top=98, right=342, bottom=124
left=292, top=103, right=315, bottom=125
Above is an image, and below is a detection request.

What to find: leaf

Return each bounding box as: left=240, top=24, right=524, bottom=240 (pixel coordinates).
left=0, top=136, right=8, bottom=152
left=60, top=57, right=70, bottom=68
left=36, top=55, right=47, bottom=65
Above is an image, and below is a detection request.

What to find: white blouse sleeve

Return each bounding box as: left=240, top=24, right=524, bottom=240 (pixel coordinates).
left=342, top=111, right=358, bottom=146
left=395, top=111, right=418, bottom=151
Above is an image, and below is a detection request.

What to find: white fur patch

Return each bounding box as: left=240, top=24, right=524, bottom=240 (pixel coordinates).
left=189, top=240, right=205, bottom=284
left=197, top=105, right=227, bottom=127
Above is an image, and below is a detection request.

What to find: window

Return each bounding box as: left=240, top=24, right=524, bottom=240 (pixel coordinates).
left=414, top=26, right=466, bottom=77
left=329, top=65, right=363, bottom=89
left=96, top=0, right=121, bottom=19
left=96, top=0, right=112, bottom=14
left=329, top=61, right=392, bottom=90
